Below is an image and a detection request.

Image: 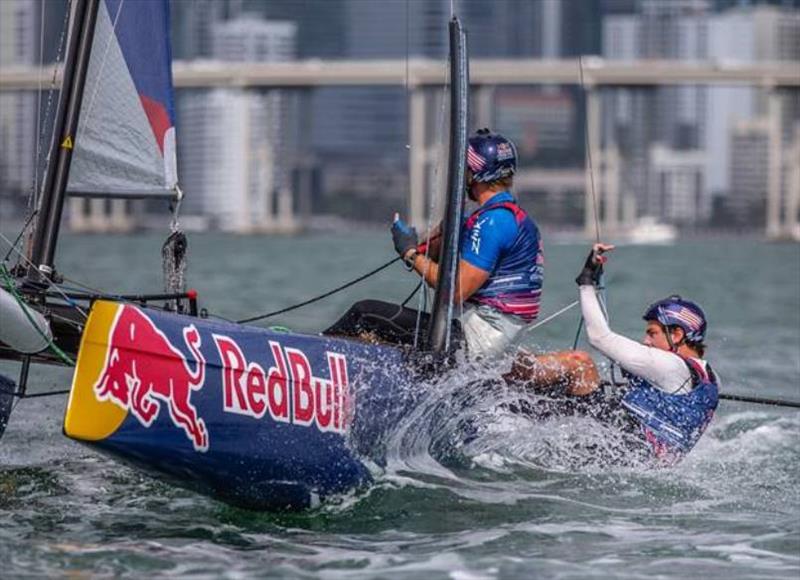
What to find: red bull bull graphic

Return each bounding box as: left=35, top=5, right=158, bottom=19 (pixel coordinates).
left=93, top=304, right=208, bottom=451
left=212, top=336, right=349, bottom=433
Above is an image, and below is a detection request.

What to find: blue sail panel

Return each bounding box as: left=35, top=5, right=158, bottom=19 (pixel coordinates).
left=67, top=0, right=177, bottom=197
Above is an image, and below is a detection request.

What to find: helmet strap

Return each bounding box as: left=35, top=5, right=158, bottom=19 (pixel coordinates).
left=663, top=324, right=678, bottom=353
left=664, top=325, right=687, bottom=353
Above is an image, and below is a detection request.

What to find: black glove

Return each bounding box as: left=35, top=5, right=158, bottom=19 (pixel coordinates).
left=575, top=248, right=604, bottom=286
left=392, top=218, right=418, bottom=259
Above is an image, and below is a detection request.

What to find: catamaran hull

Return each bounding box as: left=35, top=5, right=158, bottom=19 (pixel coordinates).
left=0, top=288, right=53, bottom=354
left=64, top=300, right=418, bottom=510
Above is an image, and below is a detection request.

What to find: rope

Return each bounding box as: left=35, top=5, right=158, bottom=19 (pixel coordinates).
left=237, top=257, right=401, bottom=324
left=579, top=56, right=601, bottom=244
left=571, top=57, right=605, bottom=349
left=0, top=264, right=75, bottom=366
left=526, top=300, right=580, bottom=333
left=401, top=280, right=422, bottom=308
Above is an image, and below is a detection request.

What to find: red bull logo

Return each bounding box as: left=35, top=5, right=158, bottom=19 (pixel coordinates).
left=93, top=305, right=208, bottom=451
left=213, top=335, right=350, bottom=433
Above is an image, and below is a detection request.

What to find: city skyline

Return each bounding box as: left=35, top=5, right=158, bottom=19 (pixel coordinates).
left=0, top=0, right=798, bottom=238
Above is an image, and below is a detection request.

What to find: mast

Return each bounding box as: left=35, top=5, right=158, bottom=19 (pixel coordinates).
left=425, top=17, right=469, bottom=352
left=27, top=0, right=101, bottom=284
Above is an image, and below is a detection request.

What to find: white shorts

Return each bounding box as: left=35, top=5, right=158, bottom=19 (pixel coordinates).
left=459, top=303, right=528, bottom=359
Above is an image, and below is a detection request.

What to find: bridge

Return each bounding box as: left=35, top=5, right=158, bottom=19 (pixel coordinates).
left=2, top=58, right=798, bottom=238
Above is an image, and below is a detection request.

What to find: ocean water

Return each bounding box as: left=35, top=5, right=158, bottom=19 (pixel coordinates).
left=1, top=232, right=798, bottom=579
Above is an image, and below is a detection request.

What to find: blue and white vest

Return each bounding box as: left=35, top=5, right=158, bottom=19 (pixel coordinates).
left=621, top=357, right=719, bottom=460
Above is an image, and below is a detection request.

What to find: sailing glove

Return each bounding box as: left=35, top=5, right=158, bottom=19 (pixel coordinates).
left=392, top=218, right=418, bottom=259
left=575, top=247, right=605, bottom=286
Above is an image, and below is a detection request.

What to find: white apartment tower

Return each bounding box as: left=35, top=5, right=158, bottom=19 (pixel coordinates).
left=180, top=16, right=297, bottom=232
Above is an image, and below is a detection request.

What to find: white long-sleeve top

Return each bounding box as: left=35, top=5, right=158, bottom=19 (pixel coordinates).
left=579, top=285, right=694, bottom=394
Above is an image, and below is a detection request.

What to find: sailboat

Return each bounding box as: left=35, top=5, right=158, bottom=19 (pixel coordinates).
left=1, top=0, right=471, bottom=510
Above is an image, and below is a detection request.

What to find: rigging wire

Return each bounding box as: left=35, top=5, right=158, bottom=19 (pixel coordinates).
left=16, top=0, right=72, bottom=267
left=580, top=56, right=601, bottom=245
left=2, top=211, right=38, bottom=262
left=33, top=0, right=46, bottom=208
left=571, top=56, right=606, bottom=351
left=236, top=257, right=401, bottom=324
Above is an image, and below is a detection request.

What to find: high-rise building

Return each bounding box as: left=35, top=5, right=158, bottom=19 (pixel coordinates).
left=706, top=5, right=800, bottom=194
left=706, top=8, right=757, bottom=195
left=649, top=144, right=708, bottom=225
left=603, top=1, right=799, bottom=228
left=171, top=0, right=226, bottom=60
left=0, top=0, right=38, bottom=222
left=707, top=4, right=800, bottom=234
left=727, top=119, right=769, bottom=226
left=180, top=89, right=296, bottom=232
left=178, top=16, right=297, bottom=232
left=495, top=91, right=576, bottom=161
left=211, top=17, right=296, bottom=62
left=603, top=0, right=711, bottom=225
left=312, top=0, right=573, bottom=217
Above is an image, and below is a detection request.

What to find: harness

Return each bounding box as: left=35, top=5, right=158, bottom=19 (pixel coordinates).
left=465, top=201, right=526, bottom=229
left=416, top=201, right=528, bottom=260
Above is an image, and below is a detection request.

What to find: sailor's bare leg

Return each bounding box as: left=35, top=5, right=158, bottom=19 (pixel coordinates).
left=505, top=350, right=601, bottom=396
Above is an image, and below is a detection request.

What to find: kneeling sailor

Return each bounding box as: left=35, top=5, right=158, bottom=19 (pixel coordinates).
left=510, top=244, right=719, bottom=462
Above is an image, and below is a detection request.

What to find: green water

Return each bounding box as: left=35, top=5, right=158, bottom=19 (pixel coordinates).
left=1, top=232, right=798, bottom=578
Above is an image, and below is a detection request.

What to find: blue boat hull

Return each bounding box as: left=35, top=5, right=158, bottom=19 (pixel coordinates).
left=64, top=300, right=421, bottom=509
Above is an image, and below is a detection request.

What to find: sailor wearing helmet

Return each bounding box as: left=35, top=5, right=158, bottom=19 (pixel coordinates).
left=325, top=129, right=544, bottom=357
left=508, top=244, right=720, bottom=462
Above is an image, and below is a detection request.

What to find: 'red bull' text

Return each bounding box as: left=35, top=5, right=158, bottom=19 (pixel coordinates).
left=212, top=336, right=349, bottom=434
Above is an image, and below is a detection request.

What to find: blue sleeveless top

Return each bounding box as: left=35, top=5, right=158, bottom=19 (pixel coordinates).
left=460, top=192, right=544, bottom=321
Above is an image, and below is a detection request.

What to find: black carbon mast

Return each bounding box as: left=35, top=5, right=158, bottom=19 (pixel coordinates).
left=27, top=0, right=101, bottom=286
left=425, top=16, right=469, bottom=352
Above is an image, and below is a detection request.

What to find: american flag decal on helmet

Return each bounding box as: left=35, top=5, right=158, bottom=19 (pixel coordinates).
left=671, top=306, right=703, bottom=330
left=467, top=145, right=486, bottom=171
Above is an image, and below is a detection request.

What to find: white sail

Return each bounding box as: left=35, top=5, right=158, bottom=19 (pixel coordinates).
left=66, top=0, right=177, bottom=198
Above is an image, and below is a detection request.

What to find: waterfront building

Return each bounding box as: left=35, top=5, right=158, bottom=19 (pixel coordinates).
left=727, top=119, right=769, bottom=227
left=0, top=0, right=38, bottom=223
left=603, top=0, right=711, bottom=226
left=178, top=16, right=298, bottom=233
left=312, top=0, right=569, bottom=221
left=649, top=144, right=708, bottom=226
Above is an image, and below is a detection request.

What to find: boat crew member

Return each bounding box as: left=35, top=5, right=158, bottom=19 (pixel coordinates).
left=509, top=244, right=719, bottom=461
left=324, top=129, right=544, bottom=357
